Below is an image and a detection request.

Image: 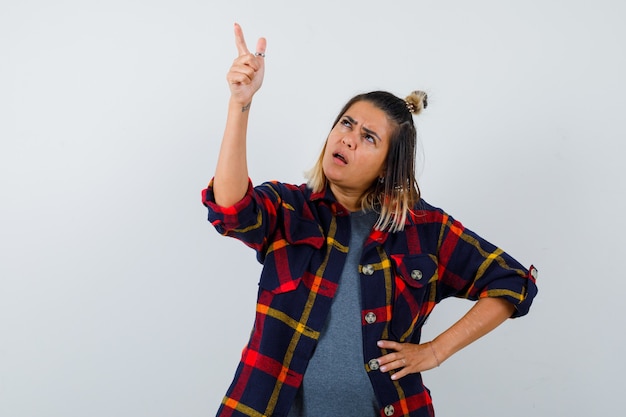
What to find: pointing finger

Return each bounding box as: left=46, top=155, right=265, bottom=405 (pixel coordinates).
left=234, top=22, right=250, bottom=56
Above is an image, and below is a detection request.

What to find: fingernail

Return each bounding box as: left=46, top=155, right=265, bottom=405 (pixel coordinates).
left=377, top=341, right=383, bottom=347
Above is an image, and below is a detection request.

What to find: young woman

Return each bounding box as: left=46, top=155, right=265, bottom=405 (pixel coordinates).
left=202, top=23, right=538, bottom=417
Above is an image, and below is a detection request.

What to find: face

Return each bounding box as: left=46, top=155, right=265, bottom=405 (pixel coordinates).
left=322, top=100, right=393, bottom=199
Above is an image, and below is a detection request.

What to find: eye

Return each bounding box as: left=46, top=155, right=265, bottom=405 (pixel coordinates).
left=363, top=134, right=376, bottom=144
left=341, top=118, right=352, bottom=128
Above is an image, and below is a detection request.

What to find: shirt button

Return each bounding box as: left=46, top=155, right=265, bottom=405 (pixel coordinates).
left=384, top=405, right=395, bottom=416
left=410, top=269, right=423, bottom=280
left=368, top=359, right=380, bottom=371
left=365, top=312, right=377, bottom=324
left=362, top=264, right=375, bottom=276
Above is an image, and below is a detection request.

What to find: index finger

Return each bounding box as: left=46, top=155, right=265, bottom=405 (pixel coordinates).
left=234, top=22, right=249, bottom=56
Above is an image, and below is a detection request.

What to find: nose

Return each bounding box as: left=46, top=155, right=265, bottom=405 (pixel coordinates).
left=342, top=135, right=355, bottom=149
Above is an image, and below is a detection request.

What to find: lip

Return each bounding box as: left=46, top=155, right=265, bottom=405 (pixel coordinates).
left=332, top=152, right=348, bottom=165
left=333, top=153, right=347, bottom=165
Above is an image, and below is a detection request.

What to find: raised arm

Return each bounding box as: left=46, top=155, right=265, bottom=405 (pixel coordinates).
left=213, top=23, right=267, bottom=207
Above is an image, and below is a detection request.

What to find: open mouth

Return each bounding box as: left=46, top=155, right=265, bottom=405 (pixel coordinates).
left=333, top=152, right=347, bottom=164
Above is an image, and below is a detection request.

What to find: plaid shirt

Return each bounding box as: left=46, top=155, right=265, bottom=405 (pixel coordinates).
left=202, top=179, right=538, bottom=417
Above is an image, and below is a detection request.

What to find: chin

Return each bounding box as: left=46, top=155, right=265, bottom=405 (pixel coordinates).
left=322, top=167, right=342, bottom=184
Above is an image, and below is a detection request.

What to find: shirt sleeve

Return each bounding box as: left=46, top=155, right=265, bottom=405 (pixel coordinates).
left=435, top=210, right=538, bottom=318
left=201, top=178, right=279, bottom=257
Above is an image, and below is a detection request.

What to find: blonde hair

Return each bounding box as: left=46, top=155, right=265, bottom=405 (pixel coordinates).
left=305, top=90, right=428, bottom=232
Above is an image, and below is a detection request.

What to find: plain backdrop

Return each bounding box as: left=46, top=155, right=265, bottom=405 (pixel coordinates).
left=1, top=1, right=625, bottom=416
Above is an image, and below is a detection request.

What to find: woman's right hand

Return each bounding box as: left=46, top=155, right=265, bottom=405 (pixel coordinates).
left=227, top=23, right=267, bottom=107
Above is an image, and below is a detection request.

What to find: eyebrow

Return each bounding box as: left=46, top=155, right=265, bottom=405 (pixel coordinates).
left=344, top=115, right=382, bottom=142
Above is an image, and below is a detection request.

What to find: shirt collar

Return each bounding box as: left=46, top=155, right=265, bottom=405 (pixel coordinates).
left=309, top=183, right=335, bottom=203
left=310, top=184, right=425, bottom=226
left=309, top=184, right=354, bottom=216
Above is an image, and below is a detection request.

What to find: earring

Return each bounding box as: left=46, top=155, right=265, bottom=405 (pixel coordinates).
left=378, top=176, right=385, bottom=184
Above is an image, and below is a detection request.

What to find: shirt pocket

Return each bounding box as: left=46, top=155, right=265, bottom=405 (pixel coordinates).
left=258, top=216, right=324, bottom=295
left=391, top=253, right=438, bottom=290
left=389, top=253, right=438, bottom=341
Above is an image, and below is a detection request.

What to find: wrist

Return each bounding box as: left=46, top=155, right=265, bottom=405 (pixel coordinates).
left=229, top=96, right=252, bottom=112
left=430, top=336, right=455, bottom=365
left=428, top=341, right=441, bottom=367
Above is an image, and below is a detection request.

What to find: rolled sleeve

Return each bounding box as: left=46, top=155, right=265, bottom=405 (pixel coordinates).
left=473, top=259, right=538, bottom=318
left=201, top=178, right=256, bottom=234
left=503, top=264, right=538, bottom=318
left=201, top=178, right=273, bottom=257
left=437, top=215, right=539, bottom=318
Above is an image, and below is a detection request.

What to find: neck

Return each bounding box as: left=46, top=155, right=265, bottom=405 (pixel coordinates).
left=329, top=183, right=363, bottom=212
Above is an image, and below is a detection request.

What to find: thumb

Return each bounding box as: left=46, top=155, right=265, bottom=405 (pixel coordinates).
left=255, top=37, right=267, bottom=57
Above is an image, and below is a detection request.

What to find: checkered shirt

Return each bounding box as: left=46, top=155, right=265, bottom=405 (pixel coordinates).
left=202, top=179, right=538, bottom=417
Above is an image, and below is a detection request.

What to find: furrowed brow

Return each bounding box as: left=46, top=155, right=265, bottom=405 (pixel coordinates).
left=362, top=126, right=381, bottom=142
left=345, top=115, right=357, bottom=124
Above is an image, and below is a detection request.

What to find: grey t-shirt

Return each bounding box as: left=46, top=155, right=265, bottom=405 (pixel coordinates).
left=288, top=210, right=379, bottom=417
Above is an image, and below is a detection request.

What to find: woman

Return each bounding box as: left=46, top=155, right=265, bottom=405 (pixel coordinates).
left=202, top=23, right=538, bottom=417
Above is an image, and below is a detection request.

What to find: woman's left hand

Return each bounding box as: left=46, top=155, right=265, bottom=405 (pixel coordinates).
left=376, top=340, right=440, bottom=380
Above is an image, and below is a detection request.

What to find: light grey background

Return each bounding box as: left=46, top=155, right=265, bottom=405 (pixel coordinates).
left=1, top=1, right=624, bottom=416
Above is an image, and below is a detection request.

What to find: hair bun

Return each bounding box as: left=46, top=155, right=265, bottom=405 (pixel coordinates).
left=404, top=90, right=428, bottom=115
